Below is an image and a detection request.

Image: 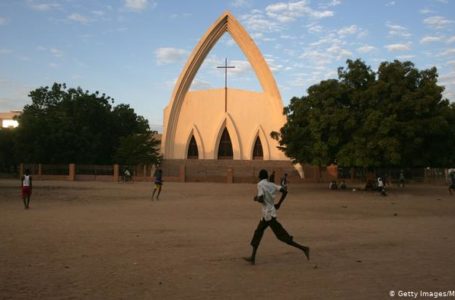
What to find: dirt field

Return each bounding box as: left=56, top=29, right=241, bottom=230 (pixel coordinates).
left=1, top=179, right=454, bottom=300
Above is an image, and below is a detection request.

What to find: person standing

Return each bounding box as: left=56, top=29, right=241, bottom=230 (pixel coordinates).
left=124, top=168, right=131, bottom=182
left=269, top=170, right=276, bottom=183
left=339, top=180, right=347, bottom=190
left=449, top=171, right=455, bottom=195
left=280, top=173, right=289, bottom=190
left=152, top=168, right=163, bottom=200
left=377, top=176, right=386, bottom=196
left=244, top=169, right=310, bottom=265
left=399, top=170, right=405, bottom=188
left=21, top=169, right=32, bottom=209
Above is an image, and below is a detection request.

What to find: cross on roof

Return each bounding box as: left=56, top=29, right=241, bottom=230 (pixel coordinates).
left=217, top=58, right=235, bottom=112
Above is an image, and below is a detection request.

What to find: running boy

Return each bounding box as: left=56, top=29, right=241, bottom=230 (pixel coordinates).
left=244, top=169, right=310, bottom=265
left=152, top=169, right=163, bottom=200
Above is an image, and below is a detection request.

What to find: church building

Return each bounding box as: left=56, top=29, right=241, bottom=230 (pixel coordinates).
left=161, top=11, right=288, bottom=163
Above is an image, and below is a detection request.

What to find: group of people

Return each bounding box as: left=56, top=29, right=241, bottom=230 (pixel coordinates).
left=18, top=167, right=455, bottom=267
left=329, top=180, right=347, bottom=190
left=363, top=171, right=406, bottom=196
left=121, top=167, right=163, bottom=200
left=17, top=167, right=165, bottom=209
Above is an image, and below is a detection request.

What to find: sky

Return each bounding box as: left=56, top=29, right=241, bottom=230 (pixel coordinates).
left=1, top=0, right=455, bottom=132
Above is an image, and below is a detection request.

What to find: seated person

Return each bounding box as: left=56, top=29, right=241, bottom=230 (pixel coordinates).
left=339, top=180, right=347, bottom=190
left=365, top=179, right=375, bottom=191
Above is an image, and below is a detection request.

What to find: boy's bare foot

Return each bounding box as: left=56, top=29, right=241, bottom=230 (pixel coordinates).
left=243, top=256, right=255, bottom=265
left=303, top=246, right=310, bottom=261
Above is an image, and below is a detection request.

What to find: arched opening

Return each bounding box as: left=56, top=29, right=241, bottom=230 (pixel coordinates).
left=163, top=12, right=283, bottom=159
left=217, top=128, right=233, bottom=160
left=252, top=136, right=263, bottom=160
left=187, top=135, right=199, bottom=159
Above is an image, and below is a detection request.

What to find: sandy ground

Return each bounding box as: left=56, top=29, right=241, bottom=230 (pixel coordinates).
left=0, top=179, right=454, bottom=300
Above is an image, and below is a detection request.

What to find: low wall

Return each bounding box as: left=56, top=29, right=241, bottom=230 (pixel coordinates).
left=75, top=175, right=115, bottom=182
left=161, top=159, right=314, bottom=183
left=29, top=175, right=69, bottom=181
left=18, top=163, right=452, bottom=185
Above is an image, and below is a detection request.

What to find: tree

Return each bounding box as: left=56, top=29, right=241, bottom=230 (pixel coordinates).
left=114, top=133, right=161, bottom=166
left=0, top=128, right=17, bottom=173
left=15, top=83, right=160, bottom=164
left=275, top=59, right=455, bottom=168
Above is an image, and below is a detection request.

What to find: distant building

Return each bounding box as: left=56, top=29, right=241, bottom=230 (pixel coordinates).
left=0, top=111, right=20, bottom=128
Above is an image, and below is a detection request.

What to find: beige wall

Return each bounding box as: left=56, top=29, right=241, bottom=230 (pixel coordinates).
left=163, top=88, right=287, bottom=160
left=161, top=12, right=290, bottom=162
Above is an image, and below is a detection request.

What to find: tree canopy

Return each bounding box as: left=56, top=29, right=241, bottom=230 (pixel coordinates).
left=114, top=133, right=161, bottom=166
left=14, top=83, right=160, bottom=165
left=275, top=59, right=455, bottom=168
left=0, top=128, right=17, bottom=172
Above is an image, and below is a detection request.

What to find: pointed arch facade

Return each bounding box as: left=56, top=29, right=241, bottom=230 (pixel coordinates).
left=212, top=113, right=242, bottom=160
left=184, top=125, right=205, bottom=159
left=217, top=128, right=233, bottom=159
left=252, top=136, right=263, bottom=160
left=249, top=126, right=271, bottom=160
left=162, top=11, right=283, bottom=158
left=187, top=136, right=199, bottom=159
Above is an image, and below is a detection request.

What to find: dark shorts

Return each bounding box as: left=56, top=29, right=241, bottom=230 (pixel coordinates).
left=250, top=217, right=293, bottom=248
left=22, top=186, right=31, bottom=197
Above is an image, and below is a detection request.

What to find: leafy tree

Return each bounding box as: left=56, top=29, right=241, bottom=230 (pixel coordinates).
left=276, top=59, right=455, bottom=168
left=15, top=83, right=160, bottom=164
left=0, top=128, right=17, bottom=172
left=114, top=133, right=161, bottom=166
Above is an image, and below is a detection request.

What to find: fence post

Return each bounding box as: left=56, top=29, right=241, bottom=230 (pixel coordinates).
left=179, top=164, right=186, bottom=182
left=38, top=164, right=42, bottom=176
left=227, top=167, right=233, bottom=183
left=316, top=166, right=321, bottom=182
left=113, top=164, right=119, bottom=182
left=69, top=163, right=76, bottom=181
left=19, top=163, right=24, bottom=178
left=151, top=165, right=156, bottom=178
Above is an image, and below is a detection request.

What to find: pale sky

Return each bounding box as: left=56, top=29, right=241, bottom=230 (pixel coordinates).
left=1, top=0, right=455, bottom=132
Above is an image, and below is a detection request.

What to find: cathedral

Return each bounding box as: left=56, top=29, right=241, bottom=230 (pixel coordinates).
left=161, top=11, right=288, bottom=163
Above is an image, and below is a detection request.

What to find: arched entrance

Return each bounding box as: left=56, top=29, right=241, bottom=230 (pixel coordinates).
left=187, top=135, right=199, bottom=159
left=217, top=128, right=233, bottom=160
left=252, top=136, right=263, bottom=160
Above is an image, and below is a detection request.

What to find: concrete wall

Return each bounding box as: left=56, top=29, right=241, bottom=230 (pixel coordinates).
left=19, top=161, right=336, bottom=183
left=18, top=162, right=452, bottom=184
left=160, top=159, right=335, bottom=184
